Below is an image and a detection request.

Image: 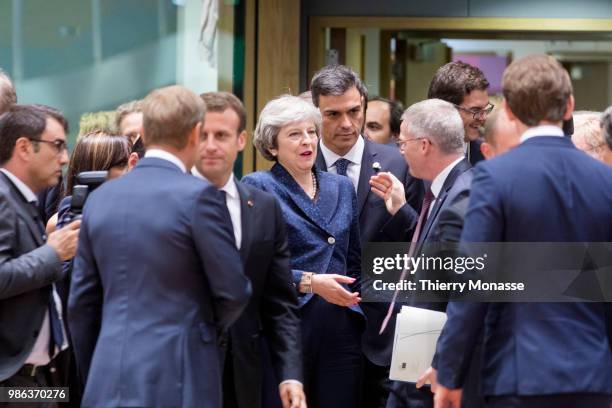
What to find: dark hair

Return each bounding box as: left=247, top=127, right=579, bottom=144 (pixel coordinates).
left=368, top=96, right=404, bottom=137
left=310, top=65, right=368, bottom=107
left=427, top=61, right=490, bottom=105
left=200, top=92, right=246, bottom=133
left=0, top=70, right=17, bottom=114
left=65, top=132, right=131, bottom=195
left=31, top=104, right=69, bottom=133
left=0, top=104, right=49, bottom=165
left=131, top=136, right=145, bottom=158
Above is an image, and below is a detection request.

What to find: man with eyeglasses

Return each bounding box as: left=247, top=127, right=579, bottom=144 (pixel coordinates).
left=0, top=104, right=81, bottom=405
left=370, top=99, right=479, bottom=408
left=428, top=61, right=493, bottom=166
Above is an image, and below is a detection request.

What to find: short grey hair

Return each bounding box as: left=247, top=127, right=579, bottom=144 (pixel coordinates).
left=254, top=94, right=322, bottom=161
left=310, top=65, right=368, bottom=108
left=0, top=69, right=17, bottom=115
left=601, top=107, right=612, bottom=150
left=402, top=99, right=465, bottom=155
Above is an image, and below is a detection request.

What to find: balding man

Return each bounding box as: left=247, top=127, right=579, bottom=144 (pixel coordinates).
left=0, top=69, right=17, bottom=114
left=480, top=108, right=521, bottom=160
left=572, top=111, right=608, bottom=162
left=601, top=107, right=612, bottom=165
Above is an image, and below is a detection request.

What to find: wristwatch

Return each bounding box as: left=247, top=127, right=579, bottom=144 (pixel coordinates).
left=300, top=272, right=314, bottom=294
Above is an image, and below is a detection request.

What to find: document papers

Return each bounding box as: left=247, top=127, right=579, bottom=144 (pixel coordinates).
left=389, top=306, right=447, bottom=382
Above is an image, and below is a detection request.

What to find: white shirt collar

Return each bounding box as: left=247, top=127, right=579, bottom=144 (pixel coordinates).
left=191, top=168, right=239, bottom=199
left=430, top=156, right=464, bottom=199
left=319, top=134, right=364, bottom=168
left=520, top=125, right=564, bottom=143
left=0, top=168, right=38, bottom=204
left=145, top=149, right=187, bottom=173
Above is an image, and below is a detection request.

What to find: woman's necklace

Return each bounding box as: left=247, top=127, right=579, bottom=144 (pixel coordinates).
left=309, top=171, right=318, bottom=200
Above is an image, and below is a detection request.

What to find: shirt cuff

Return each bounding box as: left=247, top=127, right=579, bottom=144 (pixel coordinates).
left=279, top=379, right=303, bottom=388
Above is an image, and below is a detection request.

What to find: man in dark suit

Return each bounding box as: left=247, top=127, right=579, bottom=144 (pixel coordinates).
left=364, top=97, right=404, bottom=145
left=369, top=99, right=477, bottom=408
left=311, top=64, right=424, bottom=407
left=192, top=92, right=304, bottom=408
left=0, top=105, right=80, bottom=399
left=68, top=86, right=252, bottom=408
left=428, top=61, right=493, bottom=166
left=434, top=55, right=612, bottom=408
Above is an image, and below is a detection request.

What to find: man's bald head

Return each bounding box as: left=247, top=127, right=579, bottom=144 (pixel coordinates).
left=481, top=107, right=521, bottom=160
left=0, top=70, right=17, bottom=115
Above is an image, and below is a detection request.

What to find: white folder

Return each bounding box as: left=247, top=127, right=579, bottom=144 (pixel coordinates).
left=389, top=306, right=447, bottom=383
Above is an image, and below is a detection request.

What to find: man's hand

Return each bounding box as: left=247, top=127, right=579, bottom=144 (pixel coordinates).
left=369, top=172, right=406, bottom=215
left=311, top=274, right=361, bottom=307
left=47, top=220, right=81, bottom=261
left=279, top=381, right=307, bottom=408
left=434, top=384, right=462, bottom=408
left=416, top=366, right=438, bottom=392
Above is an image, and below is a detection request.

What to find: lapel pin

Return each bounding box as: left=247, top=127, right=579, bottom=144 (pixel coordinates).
left=372, top=162, right=382, bottom=173
left=247, top=199, right=254, bottom=207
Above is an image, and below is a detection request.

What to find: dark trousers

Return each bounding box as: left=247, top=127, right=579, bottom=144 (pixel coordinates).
left=386, top=382, right=433, bottom=408
left=362, top=358, right=391, bottom=408
left=0, top=365, right=57, bottom=408
left=486, top=394, right=612, bottom=408
left=301, top=297, right=363, bottom=408
left=264, top=297, right=363, bottom=408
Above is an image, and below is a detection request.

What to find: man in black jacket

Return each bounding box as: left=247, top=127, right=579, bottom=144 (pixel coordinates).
left=193, top=91, right=304, bottom=408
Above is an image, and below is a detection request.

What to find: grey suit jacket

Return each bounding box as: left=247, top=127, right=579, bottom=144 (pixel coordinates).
left=0, top=173, right=62, bottom=381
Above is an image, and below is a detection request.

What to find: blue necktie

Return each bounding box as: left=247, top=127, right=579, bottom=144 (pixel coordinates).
left=334, top=158, right=350, bottom=176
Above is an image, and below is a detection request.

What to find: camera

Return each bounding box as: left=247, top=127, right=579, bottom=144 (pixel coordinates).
left=67, top=171, right=108, bottom=221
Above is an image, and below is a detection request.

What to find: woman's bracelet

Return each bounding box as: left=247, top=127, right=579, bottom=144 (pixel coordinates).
left=300, top=272, right=314, bottom=293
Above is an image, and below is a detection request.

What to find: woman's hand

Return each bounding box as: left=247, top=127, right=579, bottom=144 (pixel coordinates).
left=311, top=274, right=361, bottom=307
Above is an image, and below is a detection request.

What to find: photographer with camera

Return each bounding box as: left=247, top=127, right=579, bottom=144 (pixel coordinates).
left=53, top=132, right=132, bottom=405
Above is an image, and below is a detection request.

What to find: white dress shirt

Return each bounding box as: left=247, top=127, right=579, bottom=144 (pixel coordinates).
left=319, top=135, right=365, bottom=190
left=191, top=169, right=242, bottom=249
left=145, top=149, right=187, bottom=173
left=0, top=168, right=68, bottom=366
left=428, top=156, right=465, bottom=217
left=520, top=125, right=564, bottom=143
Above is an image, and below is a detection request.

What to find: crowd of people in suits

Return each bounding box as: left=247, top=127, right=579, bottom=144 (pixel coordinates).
left=0, top=52, right=611, bottom=408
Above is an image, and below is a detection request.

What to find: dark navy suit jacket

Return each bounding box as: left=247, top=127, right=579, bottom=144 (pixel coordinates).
left=68, top=158, right=251, bottom=408
left=242, top=163, right=364, bottom=319
left=224, top=181, right=302, bottom=408
left=436, top=136, right=612, bottom=396
left=384, top=159, right=483, bottom=408
left=316, top=137, right=424, bottom=366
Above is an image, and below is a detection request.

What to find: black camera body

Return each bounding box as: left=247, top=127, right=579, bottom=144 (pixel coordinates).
left=67, top=171, right=108, bottom=221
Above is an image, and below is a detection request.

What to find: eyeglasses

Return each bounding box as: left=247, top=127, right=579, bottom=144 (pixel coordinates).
left=454, top=103, right=495, bottom=120
left=396, top=137, right=426, bottom=149
left=27, top=138, right=68, bottom=155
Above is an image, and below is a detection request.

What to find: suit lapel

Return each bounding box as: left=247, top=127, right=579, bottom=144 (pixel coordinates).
left=235, top=181, right=253, bottom=263
left=0, top=173, right=45, bottom=246
left=270, top=164, right=335, bottom=236
left=419, top=158, right=471, bottom=242
left=356, top=139, right=376, bottom=216
left=315, top=147, right=327, bottom=172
